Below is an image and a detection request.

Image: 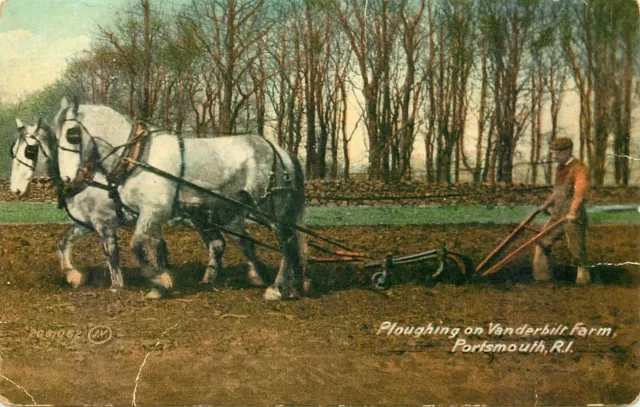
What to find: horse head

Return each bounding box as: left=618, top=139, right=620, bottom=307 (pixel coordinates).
left=54, top=97, right=88, bottom=184
left=10, top=118, right=56, bottom=196
left=54, top=97, right=132, bottom=188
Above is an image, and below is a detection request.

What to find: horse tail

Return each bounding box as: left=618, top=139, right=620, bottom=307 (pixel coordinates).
left=286, top=150, right=307, bottom=268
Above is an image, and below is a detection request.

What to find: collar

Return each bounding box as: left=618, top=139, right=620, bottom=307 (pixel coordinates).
left=558, top=157, right=575, bottom=167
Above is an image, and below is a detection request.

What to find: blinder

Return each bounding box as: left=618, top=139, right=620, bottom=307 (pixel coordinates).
left=24, top=144, right=39, bottom=161
left=66, top=126, right=82, bottom=145
left=10, top=136, right=41, bottom=170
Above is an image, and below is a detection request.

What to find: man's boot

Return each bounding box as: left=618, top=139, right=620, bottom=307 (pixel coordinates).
left=575, top=266, right=591, bottom=285
left=533, top=245, right=552, bottom=281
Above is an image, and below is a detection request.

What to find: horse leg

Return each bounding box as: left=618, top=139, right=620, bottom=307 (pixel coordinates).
left=264, top=224, right=305, bottom=301
left=196, top=225, right=226, bottom=285
left=225, top=218, right=267, bottom=287
left=156, top=238, right=170, bottom=269
left=58, top=224, right=92, bottom=289
left=131, top=217, right=173, bottom=299
left=94, top=224, right=123, bottom=290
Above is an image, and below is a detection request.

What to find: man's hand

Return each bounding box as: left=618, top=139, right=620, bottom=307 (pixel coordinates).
left=567, top=212, right=579, bottom=223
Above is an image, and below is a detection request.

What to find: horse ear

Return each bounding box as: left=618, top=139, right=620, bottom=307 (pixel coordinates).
left=15, top=118, right=24, bottom=130
left=72, top=97, right=79, bottom=116
left=60, top=97, right=69, bottom=108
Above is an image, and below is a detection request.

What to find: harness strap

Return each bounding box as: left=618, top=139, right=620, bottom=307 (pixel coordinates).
left=262, top=138, right=290, bottom=183
left=107, top=122, right=151, bottom=184
left=109, top=184, right=132, bottom=223
left=258, top=138, right=293, bottom=207
left=61, top=149, right=100, bottom=198
left=172, top=135, right=186, bottom=218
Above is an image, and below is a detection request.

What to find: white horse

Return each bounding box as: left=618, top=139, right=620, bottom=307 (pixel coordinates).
left=9, top=118, right=133, bottom=289
left=54, top=98, right=307, bottom=300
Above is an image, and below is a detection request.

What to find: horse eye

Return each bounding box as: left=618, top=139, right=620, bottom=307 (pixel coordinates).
left=24, top=144, right=38, bottom=160
left=66, top=127, right=82, bottom=145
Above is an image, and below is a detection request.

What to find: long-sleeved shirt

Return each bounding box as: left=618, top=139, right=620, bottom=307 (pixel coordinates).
left=547, top=157, right=589, bottom=219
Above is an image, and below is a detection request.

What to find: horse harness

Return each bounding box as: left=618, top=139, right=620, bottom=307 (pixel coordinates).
left=59, top=117, right=153, bottom=224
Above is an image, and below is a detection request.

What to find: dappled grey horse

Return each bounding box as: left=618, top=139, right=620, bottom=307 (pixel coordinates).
left=54, top=98, right=307, bottom=300
left=9, top=118, right=135, bottom=289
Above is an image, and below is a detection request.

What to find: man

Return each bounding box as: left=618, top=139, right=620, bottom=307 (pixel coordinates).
left=534, top=137, right=590, bottom=284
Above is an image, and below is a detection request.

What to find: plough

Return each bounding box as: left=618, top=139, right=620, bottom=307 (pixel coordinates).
left=290, top=207, right=572, bottom=289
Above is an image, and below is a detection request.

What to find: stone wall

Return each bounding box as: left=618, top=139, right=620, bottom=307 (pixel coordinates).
left=0, top=177, right=638, bottom=206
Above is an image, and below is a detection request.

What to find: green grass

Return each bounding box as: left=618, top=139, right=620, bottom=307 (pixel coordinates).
left=0, top=202, right=70, bottom=223
left=0, top=202, right=637, bottom=226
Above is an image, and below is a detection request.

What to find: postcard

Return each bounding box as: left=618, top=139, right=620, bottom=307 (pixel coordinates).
left=0, top=0, right=638, bottom=405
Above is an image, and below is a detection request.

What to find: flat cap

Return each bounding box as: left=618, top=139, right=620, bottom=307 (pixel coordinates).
left=551, top=137, right=573, bottom=151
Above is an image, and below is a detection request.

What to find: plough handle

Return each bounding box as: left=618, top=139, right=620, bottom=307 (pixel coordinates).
left=479, top=217, right=569, bottom=277
left=475, top=208, right=542, bottom=273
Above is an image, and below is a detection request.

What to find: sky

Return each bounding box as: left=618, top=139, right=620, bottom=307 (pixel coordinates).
left=0, top=0, right=191, bottom=102
left=0, top=0, right=638, bottom=182
left=0, top=0, right=119, bottom=102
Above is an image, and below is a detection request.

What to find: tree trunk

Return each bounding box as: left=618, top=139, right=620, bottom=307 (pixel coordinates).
left=142, top=0, right=151, bottom=121
left=339, top=79, right=350, bottom=180
left=475, top=39, right=488, bottom=183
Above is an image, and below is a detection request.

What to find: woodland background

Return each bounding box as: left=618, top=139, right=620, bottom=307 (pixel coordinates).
left=0, top=0, right=639, bottom=186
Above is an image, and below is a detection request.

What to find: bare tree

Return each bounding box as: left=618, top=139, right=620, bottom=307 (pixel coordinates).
left=334, top=0, right=405, bottom=180
left=186, top=0, right=270, bottom=134
left=561, top=0, right=638, bottom=186
left=395, top=0, right=427, bottom=181
left=479, top=0, right=538, bottom=184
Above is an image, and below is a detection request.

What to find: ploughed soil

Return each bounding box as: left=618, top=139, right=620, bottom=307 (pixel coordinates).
left=0, top=223, right=638, bottom=406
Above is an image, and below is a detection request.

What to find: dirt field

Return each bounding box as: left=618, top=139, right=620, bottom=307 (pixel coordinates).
left=0, top=223, right=638, bottom=406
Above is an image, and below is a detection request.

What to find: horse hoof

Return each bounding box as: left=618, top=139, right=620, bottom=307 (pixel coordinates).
left=263, top=286, right=282, bottom=301
left=200, top=268, right=217, bottom=285
left=302, top=278, right=312, bottom=295
left=152, top=272, right=173, bottom=289
left=248, top=274, right=266, bottom=287
left=65, top=269, right=86, bottom=289
left=110, top=280, right=124, bottom=290
left=575, top=267, right=591, bottom=285
left=145, top=288, right=164, bottom=300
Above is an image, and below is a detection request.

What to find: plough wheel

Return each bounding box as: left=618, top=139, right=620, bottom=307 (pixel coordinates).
left=371, top=271, right=391, bottom=290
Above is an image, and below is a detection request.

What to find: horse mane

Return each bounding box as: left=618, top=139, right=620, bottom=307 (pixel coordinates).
left=33, top=122, right=62, bottom=185
left=39, top=122, right=66, bottom=207
left=54, top=106, right=72, bottom=136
